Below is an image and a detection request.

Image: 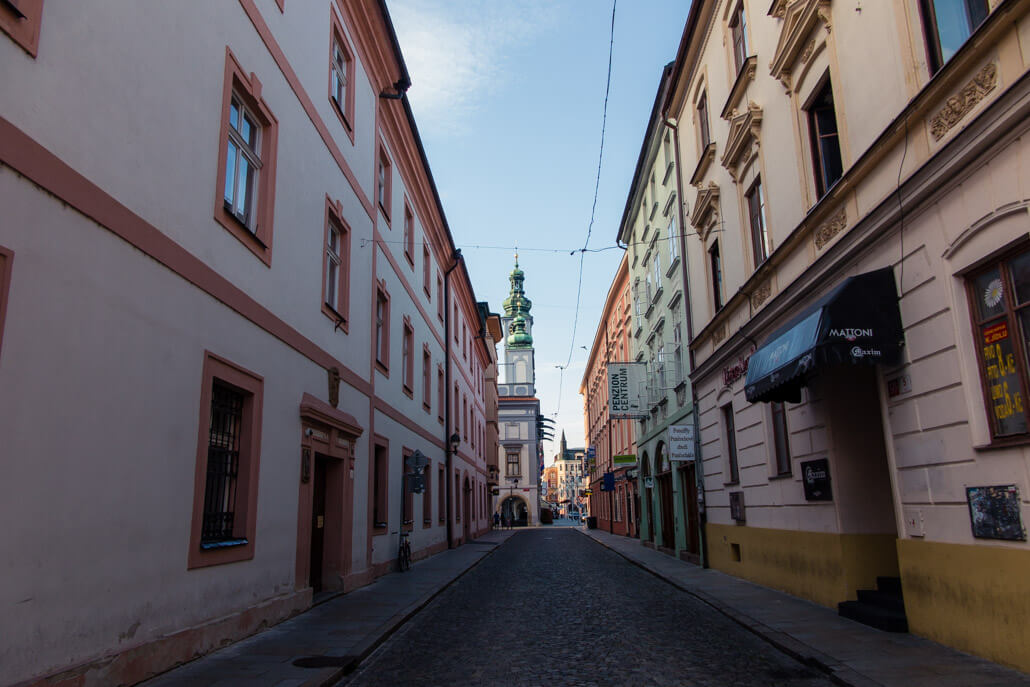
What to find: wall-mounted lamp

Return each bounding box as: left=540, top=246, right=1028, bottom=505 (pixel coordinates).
left=449, top=432, right=461, bottom=454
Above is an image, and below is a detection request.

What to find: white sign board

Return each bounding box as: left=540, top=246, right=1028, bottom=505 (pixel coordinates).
left=669, top=423, right=695, bottom=461
left=608, top=362, right=648, bottom=419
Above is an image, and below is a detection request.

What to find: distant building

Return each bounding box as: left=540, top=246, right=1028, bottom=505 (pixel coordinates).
left=496, top=256, right=542, bottom=526
left=553, top=432, right=588, bottom=517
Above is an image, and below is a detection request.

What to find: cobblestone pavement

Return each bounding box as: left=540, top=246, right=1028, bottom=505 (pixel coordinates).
left=341, top=529, right=832, bottom=686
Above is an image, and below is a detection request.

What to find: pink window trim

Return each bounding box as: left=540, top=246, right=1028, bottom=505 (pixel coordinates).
left=375, top=280, right=390, bottom=375
left=437, top=273, right=444, bottom=321
left=403, top=198, right=415, bottom=268
left=422, top=343, right=432, bottom=412
left=437, top=365, right=445, bottom=424
left=275, top=0, right=284, bottom=11
left=377, top=141, right=392, bottom=225
left=321, top=195, right=350, bottom=332
left=402, top=447, right=414, bottom=531
left=423, top=243, right=432, bottom=298
left=0, top=0, right=43, bottom=58
left=188, top=351, right=264, bottom=569
left=213, top=47, right=279, bottom=267
left=402, top=315, right=414, bottom=398
left=0, top=245, right=13, bottom=362
left=328, top=5, right=356, bottom=144
left=370, top=434, right=390, bottom=533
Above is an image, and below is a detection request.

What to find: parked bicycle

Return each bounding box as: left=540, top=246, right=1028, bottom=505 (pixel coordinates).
left=398, top=530, right=411, bottom=572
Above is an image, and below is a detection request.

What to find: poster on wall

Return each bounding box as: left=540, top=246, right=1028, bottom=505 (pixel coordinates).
left=668, top=424, right=695, bottom=461
left=801, top=458, right=832, bottom=501
left=967, top=485, right=1026, bottom=541
left=608, top=362, right=647, bottom=419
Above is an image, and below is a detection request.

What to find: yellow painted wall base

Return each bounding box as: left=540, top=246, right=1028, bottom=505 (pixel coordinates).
left=706, top=523, right=898, bottom=609
left=898, top=538, right=1030, bottom=674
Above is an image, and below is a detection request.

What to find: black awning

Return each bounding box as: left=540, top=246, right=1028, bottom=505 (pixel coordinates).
left=744, top=268, right=904, bottom=403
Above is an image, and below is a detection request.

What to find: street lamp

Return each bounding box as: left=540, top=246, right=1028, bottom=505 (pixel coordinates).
left=448, top=432, right=460, bottom=455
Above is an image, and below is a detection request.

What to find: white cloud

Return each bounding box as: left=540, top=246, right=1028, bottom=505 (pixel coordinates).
left=387, top=0, right=559, bottom=134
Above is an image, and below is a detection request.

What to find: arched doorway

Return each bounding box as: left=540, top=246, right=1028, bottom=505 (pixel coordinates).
left=500, top=495, right=528, bottom=527
left=655, top=442, right=675, bottom=552
left=463, top=476, right=472, bottom=540
left=641, top=451, right=653, bottom=543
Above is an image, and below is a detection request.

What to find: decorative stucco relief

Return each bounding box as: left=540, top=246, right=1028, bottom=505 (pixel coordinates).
left=751, top=280, right=772, bottom=309
left=721, top=103, right=763, bottom=181
left=814, top=208, right=847, bottom=249
left=712, top=323, right=728, bottom=345
left=929, top=63, right=998, bottom=141
left=691, top=182, right=721, bottom=237
left=768, top=0, right=831, bottom=92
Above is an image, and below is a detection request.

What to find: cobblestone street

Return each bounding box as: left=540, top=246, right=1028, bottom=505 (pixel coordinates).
left=342, top=529, right=832, bottom=686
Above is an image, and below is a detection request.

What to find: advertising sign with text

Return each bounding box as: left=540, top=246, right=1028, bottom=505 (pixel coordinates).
left=668, top=423, right=695, bottom=461
left=608, top=362, right=647, bottom=419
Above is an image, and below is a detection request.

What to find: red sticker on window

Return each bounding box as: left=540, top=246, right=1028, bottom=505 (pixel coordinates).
left=983, top=322, right=1009, bottom=344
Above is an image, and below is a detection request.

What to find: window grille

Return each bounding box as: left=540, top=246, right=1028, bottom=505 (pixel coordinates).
left=202, top=383, right=244, bottom=544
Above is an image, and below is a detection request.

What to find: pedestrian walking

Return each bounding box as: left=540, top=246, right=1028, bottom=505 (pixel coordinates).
left=493, top=512, right=500, bottom=530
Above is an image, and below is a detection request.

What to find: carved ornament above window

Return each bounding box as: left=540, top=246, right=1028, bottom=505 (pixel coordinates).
left=721, top=103, right=763, bottom=181
left=722, top=56, right=759, bottom=120
left=690, top=183, right=721, bottom=238
left=768, top=0, right=831, bottom=92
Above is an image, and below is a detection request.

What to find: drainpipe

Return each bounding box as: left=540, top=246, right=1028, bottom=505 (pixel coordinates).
left=665, top=117, right=708, bottom=568
left=444, top=250, right=463, bottom=549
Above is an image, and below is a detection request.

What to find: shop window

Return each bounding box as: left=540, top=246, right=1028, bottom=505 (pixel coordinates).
left=375, top=283, right=390, bottom=373
left=920, top=0, right=989, bottom=75
left=423, top=461, right=433, bottom=526
left=372, top=440, right=389, bottom=530
left=771, top=401, right=791, bottom=475
left=329, top=8, right=355, bottom=137
left=215, top=50, right=278, bottom=266
left=188, top=353, right=263, bottom=569
left=722, top=404, right=739, bottom=484
left=968, top=248, right=1030, bottom=439
left=402, top=448, right=414, bottom=531
left=322, top=198, right=350, bottom=329
left=747, top=177, right=769, bottom=267
left=806, top=78, right=843, bottom=199
left=710, top=240, right=724, bottom=311
left=0, top=0, right=42, bottom=57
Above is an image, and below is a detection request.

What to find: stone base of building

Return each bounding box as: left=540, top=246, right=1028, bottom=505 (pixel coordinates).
left=706, top=523, right=898, bottom=609
left=15, top=590, right=311, bottom=687
left=898, top=539, right=1030, bottom=673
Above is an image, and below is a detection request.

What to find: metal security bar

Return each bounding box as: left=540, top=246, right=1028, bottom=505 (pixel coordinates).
left=202, top=383, right=243, bottom=544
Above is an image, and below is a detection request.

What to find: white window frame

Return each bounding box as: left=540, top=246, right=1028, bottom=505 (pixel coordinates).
left=224, top=96, right=262, bottom=230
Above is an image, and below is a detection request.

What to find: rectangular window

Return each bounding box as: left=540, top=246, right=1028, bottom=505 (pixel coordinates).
left=403, top=201, right=415, bottom=266
left=377, top=144, right=392, bottom=221
left=375, top=283, right=390, bottom=373
left=0, top=245, right=12, bottom=360
left=455, top=473, right=461, bottom=522
left=920, top=0, right=989, bottom=74
left=329, top=9, right=355, bottom=135
left=771, top=402, right=791, bottom=475
left=437, top=273, right=444, bottom=321
left=423, top=346, right=432, bottom=411
left=668, top=216, right=678, bottom=264
left=697, top=92, right=711, bottom=150
left=402, top=318, right=414, bottom=396
left=454, top=305, right=459, bottom=341
left=652, top=249, right=662, bottom=293
left=215, top=50, right=278, bottom=266
left=423, top=243, right=432, bottom=297
left=663, top=132, right=673, bottom=172
left=438, top=366, right=445, bottom=423
left=373, top=441, right=388, bottom=529
left=722, top=404, right=739, bottom=484
left=438, top=465, right=446, bottom=522
left=0, top=0, right=42, bottom=57
left=807, top=79, right=843, bottom=199
left=423, top=461, right=433, bottom=526
left=730, top=2, right=749, bottom=74
left=189, top=352, right=263, bottom=569
left=506, top=450, right=520, bottom=477
left=322, top=198, right=350, bottom=328
left=673, top=323, right=683, bottom=385
left=710, top=241, right=723, bottom=311
left=463, top=396, right=468, bottom=440
left=747, top=178, right=769, bottom=267
left=968, top=248, right=1030, bottom=439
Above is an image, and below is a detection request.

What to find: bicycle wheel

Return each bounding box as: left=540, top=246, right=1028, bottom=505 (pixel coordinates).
left=399, top=542, right=411, bottom=571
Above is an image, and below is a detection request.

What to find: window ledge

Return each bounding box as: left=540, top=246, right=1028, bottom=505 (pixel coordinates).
left=322, top=303, right=349, bottom=333
left=200, top=538, right=249, bottom=550
left=768, top=472, right=793, bottom=481
left=723, top=480, right=740, bottom=487
left=330, top=96, right=355, bottom=145
left=402, top=386, right=413, bottom=399
left=375, top=360, right=389, bottom=376
left=423, top=401, right=432, bottom=413
left=373, top=522, right=388, bottom=530
left=690, top=143, right=717, bottom=186
left=404, top=251, right=414, bottom=268
left=666, top=257, right=681, bottom=278
left=973, top=436, right=1030, bottom=452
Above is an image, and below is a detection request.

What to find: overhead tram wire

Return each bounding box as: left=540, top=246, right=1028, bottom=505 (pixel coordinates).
left=554, top=0, right=617, bottom=422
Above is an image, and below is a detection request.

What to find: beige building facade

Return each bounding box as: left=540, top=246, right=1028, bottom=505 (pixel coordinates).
left=665, top=0, right=1030, bottom=670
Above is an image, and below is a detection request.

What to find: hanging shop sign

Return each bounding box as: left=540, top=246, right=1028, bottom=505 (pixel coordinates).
left=801, top=458, right=832, bottom=501
left=608, top=362, right=648, bottom=419
left=668, top=424, right=695, bottom=461
left=613, top=454, right=637, bottom=467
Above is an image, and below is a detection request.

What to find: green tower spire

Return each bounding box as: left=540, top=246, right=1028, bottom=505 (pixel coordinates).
left=504, top=252, right=533, bottom=348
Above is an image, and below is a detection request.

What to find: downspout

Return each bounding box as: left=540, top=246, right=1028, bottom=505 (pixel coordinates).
left=665, top=117, right=708, bottom=568
left=444, top=249, right=463, bottom=549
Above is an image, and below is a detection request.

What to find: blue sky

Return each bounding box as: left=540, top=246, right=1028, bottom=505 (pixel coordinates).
left=388, top=0, right=690, bottom=460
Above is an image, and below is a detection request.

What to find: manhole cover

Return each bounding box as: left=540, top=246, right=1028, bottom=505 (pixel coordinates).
left=292, top=655, right=356, bottom=668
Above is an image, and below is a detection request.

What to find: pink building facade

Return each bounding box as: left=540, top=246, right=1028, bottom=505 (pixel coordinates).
left=0, top=2, right=492, bottom=684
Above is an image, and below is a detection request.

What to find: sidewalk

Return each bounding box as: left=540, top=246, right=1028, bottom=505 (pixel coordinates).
left=580, top=527, right=1028, bottom=687
left=140, top=530, right=518, bottom=687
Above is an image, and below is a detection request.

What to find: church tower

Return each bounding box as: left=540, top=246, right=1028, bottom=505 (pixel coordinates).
left=500, top=253, right=536, bottom=396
